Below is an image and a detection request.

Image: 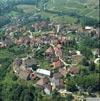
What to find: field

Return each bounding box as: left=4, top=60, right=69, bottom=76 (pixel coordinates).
left=16, top=4, right=37, bottom=13
left=46, top=0, right=99, bottom=20
left=14, top=0, right=99, bottom=23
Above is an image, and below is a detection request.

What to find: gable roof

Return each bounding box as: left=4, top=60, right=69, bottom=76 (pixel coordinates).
left=44, top=83, right=52, bottom=91
left=25, top=57, right=37, bottom=67
left=52, top=79, right=64, bottom=88
left=59, top=68, right=67, bottom=77
left=53, top=73, right=63, bottom=79
left=30, top=73, right=37, bottom=80
left=36, top=69, right=51, bottom=76
left=54, top=47, right=63, bottom=57
left=45, top=47, right=54, bottom=54
left=69, top=66, right=79, bottom=74
left=18, top=69, right=30, bottom=80
left=36, top=77, right=48, bottom=86
left=56, top=44, right=62, bottom=49
left=52, top=60, right=62, bottom=69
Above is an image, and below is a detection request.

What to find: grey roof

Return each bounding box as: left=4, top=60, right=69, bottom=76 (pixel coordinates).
left=25, top=57, right=37, bottom=67
left=53, top=73, right=62, bottom=79
left=18, top=70, right=30, bottom=80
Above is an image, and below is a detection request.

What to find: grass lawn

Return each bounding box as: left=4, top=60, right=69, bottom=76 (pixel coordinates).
left=0, top=49, right=14, bottom=59
left=38, top=59, right=51, bottom=70
left=16, top=4, right=36, bottom=13
left=53, top=16, right=77, bottom=24
left=86, top=9, right=99, bottom=20
left=7, top=11, right=20, bottom=18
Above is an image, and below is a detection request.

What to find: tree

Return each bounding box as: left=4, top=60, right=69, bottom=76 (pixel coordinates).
left=12, top=75, right=18, bottom=81
left=89, top=61, right=95, bottom=71
left=75, top=73, right=99, bottom=92
left=23, top=95, right=33, bottom=101
left=52, top=89, right=64, bottom=101
left=66, top=94, right=74, bottom=101
left=66, top=80, right=78, bottom=92
left=81, top=57, right=89, bottom=66
left=79, top=46, right=93, bottom=59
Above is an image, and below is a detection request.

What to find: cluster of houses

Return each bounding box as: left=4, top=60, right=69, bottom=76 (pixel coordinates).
left=13, top=54, right=80, bottom=95
left=0, top=18, right=99, bottom=48
left=1, top=19, right=99, bottom=95
left=12, top=31, right=81, bottom=95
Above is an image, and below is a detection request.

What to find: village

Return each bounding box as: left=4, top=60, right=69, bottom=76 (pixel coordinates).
left=0, top=0, right=100, bottom=100
left=0, top=17, right=100, bottom=100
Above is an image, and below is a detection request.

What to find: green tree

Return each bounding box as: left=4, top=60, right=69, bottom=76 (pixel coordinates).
left=66, top=94, right=74, bottom=101
left=79, top=46, right=92, bottom=59
left=81, top=57, right=89, bottom=66
left=89, top=61, right=95, bottom=71
left=66, top=80, right=78, bottom=92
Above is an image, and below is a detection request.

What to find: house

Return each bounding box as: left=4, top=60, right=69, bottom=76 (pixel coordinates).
left=53, top=72, right=63, bottom=79
left=0, top=42, right=6, bottom=48
left=52, top=59, right=63, bottom=69
left=21, top=57, right=38, bottom=71
left=13, top=58, right=22, bottom=73
left=59, top=68, right=67, bottom=77
left=36, top=69, right=51, bottom=76
left=25, top=57, right=38, bottom=67
left=45, top=47, right=55, bottom=61
left=44, top=83, right=52, bottom=95
left=30, top=72, right=37, bottom=80
left=14, top=58, right=22, bottom=67
left=15, top=38, right=24, bottom=45
left=72, top=54, right=83, bottom=64
left=36, top=76, right=48, bottom=87
left=45, top=47, right=54, bottom=55
left=85, top=26, right=93, bottom=30
left=51, top=78, right=64, bottom=89
left=56, top=44, right=62, bottom=49
left=69, top=66, right=79, bottom=74
left=54, top=47, right=63, bottom=58
left=17, top=69, right=31, bottom=80
left=84, top=26, right=93, bottom=33
left=92, top=48, right=100, bottom=57
left=4, top=35, right=13, bottom=46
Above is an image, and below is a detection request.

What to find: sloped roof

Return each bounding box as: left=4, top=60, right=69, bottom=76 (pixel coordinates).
left=52, top=60, right=62, bottom=69
left=36, top=69, right=51, bottom=76
left=36, top=77, right=48, bottom=86
left=18, top=69, right=30, bottom=80
left=59, top=68, right=67, bottom=76
left=53, top=73, right=63, bottom=79
left=46, top=47, right=54, bottom=54
left=69, top=66, right=79, bottom=74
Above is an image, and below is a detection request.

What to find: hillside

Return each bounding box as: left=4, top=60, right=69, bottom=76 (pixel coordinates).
left=45, top=0, right=99, bottom=20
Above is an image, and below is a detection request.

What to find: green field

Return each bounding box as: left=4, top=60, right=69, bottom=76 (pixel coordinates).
left=16, top=4, right=37, bottom=13
left=46, top=0, right=99, bottom=20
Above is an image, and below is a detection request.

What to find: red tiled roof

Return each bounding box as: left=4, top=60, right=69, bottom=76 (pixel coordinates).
left=56, top=44, right=62, bottom=49
left=53, top=73, right=63, bottom=79
left=30, top=73, right=37, bottom=80
left=54, top=47, right=63, bottom=57
left=15, top=38, right=24, bottom=45
left=52, top=60, right=62, bottom=69
left=59, top=68, right=67, bottom=76
left=46, top=47, right=54, bottom=54
left=45, top=83, right=52, bottom=91
left=36, top=77, right=48, bottom=86
left=69, top=67, right=79, bottom=74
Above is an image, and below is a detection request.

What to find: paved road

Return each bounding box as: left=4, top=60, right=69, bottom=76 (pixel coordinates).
left=50, top=43, right=71, bottom=66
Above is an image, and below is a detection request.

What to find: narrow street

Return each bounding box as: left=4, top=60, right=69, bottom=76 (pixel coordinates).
left=50, top=43, right=86, bottom=100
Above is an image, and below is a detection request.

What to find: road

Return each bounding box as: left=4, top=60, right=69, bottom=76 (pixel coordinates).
left=50, top=43, right=86, bottom=100
left=94, top=58, right=100, bottom=64
left=50, top=43, right=71, bottom=66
